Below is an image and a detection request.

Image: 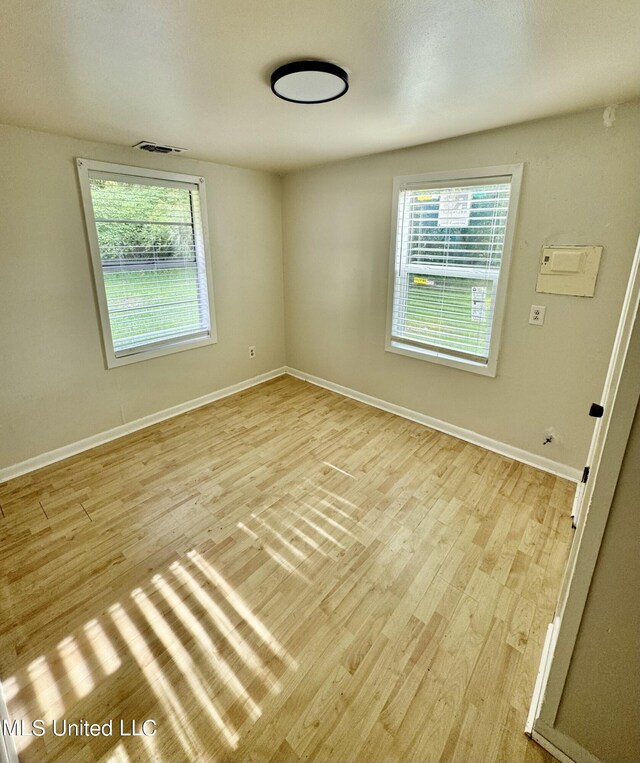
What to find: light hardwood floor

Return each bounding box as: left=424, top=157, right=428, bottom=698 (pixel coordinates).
left=0, top=375, right=574, bottom=763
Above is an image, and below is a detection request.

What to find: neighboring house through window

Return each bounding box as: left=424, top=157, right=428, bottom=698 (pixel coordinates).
left=77, top=159, right=217, bottom=368
left=386, top=164, right=523, bottom=376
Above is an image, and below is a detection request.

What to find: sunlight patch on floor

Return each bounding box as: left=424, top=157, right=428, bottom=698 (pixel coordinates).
left=169, top=560, right=284, bottom=690
left=151, top=573, right=261, bottom=721
left=322, top=461, right=355, bottom=479
left=109, top=601, right=199, bottom=759
left=84, top=619, right=121, bottom=676
left=131, top=587, right=240, bottom=748
left=187, top=550, right=295, bottom=666
left=27, top=656, right=64, bottom=721
left=57, top=635, right=94, bottom=700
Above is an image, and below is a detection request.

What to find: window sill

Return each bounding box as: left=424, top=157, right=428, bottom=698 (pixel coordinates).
left=385, top=339, right=497, bottom=377
left=105, top=334, right=216, bottom=368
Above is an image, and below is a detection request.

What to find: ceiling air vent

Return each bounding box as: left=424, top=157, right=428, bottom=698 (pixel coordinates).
left=132, top=141, right=187, bottom=154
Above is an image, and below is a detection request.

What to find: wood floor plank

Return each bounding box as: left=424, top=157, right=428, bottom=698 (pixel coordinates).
left=0, top=375, right=572, bottom=762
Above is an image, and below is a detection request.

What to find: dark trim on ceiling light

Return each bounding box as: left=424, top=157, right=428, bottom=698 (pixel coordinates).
left=270, top=60, right=349, bottom=104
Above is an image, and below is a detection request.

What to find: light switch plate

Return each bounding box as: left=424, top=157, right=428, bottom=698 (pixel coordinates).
left=529, top=305, right=546, bottom=325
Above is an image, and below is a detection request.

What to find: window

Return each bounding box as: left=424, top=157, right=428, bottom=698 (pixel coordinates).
left=386, top=165, right=522, bottom=376
left=77, top=159, right=216, bottom=367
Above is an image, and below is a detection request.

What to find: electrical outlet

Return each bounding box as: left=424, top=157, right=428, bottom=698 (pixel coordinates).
left=249, top=345, right=256, bottom=359
left=529, top=305, right=546, bottom=325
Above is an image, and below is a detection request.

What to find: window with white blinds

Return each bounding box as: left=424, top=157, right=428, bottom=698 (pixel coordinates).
left=386, top=166, right=522, bottom=376
left=77, top=159, right=216, bottom=367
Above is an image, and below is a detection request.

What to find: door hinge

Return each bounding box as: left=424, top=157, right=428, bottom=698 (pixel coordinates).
left=581, top=466, right=590, bottom=484
left=589, top=403, right=604, bottom=418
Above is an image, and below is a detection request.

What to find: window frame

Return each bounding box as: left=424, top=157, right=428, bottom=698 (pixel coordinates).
left=385, top=164, right=523, bottom=377
left=76, top=158, right=217, bottom=368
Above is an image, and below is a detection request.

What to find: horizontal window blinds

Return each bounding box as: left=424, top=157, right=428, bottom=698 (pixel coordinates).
left=391, top=181, right=511, bottom=363
left=87, top=172, right=211, bottom=357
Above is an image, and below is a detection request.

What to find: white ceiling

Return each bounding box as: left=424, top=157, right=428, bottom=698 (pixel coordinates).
left=1, top=0, right=639, bottom=173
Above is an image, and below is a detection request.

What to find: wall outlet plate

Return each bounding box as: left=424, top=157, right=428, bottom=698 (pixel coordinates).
left=529, top=305, right=546, bottom=325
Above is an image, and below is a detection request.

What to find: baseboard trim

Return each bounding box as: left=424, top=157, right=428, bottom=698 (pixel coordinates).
left=285, top=367, right=581, bottom=482
left=532, top=721, right=603, bottom=763
left=531, top=728, right=579, bottom=763
left=525, top=620, right=556, bottom=735
left=0, top=681, right=19, bottom=763
left=0, top=368, right=287, bottom=483
left=0, top=366, right=581, bottom=484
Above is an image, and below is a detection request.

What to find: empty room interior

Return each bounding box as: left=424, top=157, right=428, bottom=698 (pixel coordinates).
left=1, top=2, right=639, bottom=762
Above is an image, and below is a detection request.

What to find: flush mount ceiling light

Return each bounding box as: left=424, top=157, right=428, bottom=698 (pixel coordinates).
left=270, top=60, right=349, bottom=104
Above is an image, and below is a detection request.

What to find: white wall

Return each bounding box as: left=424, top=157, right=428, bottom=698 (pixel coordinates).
left=0, top=125, right=285, bottom=470
left=282, top=101, right=640, bottom=471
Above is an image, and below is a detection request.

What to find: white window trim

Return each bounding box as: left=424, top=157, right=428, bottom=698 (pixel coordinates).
left=385, top=164, right=523, bottom=377
left=76, top=158, right=218, bottom=368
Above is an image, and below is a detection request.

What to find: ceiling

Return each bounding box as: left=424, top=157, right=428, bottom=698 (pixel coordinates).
left=0, top=0, right=639, bottom=173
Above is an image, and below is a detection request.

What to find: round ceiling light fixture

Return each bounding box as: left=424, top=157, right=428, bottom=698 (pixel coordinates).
left=270, top=60, right=349, bottom=104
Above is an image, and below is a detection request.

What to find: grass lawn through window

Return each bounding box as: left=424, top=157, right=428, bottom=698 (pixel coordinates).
left=404, top=275, right=494, bottom=357
left=103, top=266, right=201, bottom=350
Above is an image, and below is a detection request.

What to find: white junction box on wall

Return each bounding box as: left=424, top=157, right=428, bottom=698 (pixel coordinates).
left=536, top=245, right=602, bottom=296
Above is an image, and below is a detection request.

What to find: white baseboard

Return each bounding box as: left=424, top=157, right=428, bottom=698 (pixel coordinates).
left=532, top=721, right=603, bottom=763
left=0, top=681, right=19, bottom=763
left=526, top=620, right=556, bottom=735
left=0, top=366, right=580, bottom=485
left=286, top=367, right=581, bottom=482
left=0, top=368, right=286, bottom=483
left=571, top=481, right=586, bottom=525
left=531, top=728, right=579, bottom=763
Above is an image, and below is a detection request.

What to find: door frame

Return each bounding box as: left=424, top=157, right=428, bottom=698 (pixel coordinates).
left=526, top=230, right=640, bottom=756
left=0, top=681, right=19, bottom=763
left=571, top=231, right=640, bottom=529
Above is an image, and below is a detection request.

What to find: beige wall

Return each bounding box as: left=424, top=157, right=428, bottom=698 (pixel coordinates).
left=3, top=103, right=640, bottom=474
left=282, top=101, right=640, bottom=471
left=553, top=397, right=640, bottom=762
left=0, top=125, right=285, bottom=469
